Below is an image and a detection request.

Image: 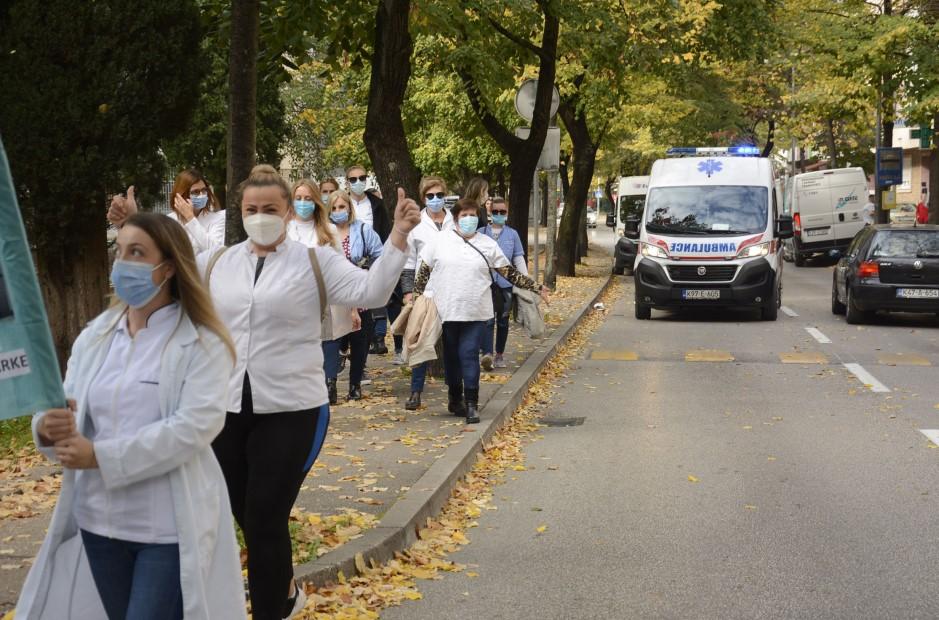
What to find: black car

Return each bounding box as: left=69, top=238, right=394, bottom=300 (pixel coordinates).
left=609, top=215, right=640, bottom=275
left=831, top=224, right=939, bottom=323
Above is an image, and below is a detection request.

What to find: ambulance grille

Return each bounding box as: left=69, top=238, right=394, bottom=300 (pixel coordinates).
left=667, top=265, right=738, bottom=282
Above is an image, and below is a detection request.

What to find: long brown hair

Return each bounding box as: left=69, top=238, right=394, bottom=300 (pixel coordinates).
left=116, top=213, right=236, bottom=360
left=291, top=179, right=337, bottom=248
left=463, top=177, right=489, bottom=207
left=171, top=168, right=221, bottom=215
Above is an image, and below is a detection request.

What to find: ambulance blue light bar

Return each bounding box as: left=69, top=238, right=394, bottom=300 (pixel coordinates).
left=666, top=146, right=761, bottom=157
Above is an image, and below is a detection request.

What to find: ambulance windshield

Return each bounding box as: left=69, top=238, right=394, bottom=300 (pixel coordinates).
left=645, top=186, right=767, bottom=236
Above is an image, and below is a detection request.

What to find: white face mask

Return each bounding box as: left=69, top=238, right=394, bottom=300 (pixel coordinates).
left=243, top=212, right=286, bottom=246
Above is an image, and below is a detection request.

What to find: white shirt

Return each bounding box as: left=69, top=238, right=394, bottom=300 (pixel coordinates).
left=167, top=208, right=226, bottom=254
left=352, top=194, right=374, bottom=229
left=199, top=238, right=407, bottom=413
left=75, top=303, right=179, bottom=544
left=420, top=231, right=510, bottom=322
left=863, top=201, right=876, bottom=225
left=405, top=208, right=454, bottom=271
left=287, top=218, right=340, bottom=250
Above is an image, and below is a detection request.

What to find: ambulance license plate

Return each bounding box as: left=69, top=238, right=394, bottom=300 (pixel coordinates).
left=896, top=288, right=939, bottom=299
left=682, top=289, right=721, bottom=300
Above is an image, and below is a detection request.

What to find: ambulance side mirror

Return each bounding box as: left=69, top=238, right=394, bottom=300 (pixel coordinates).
left=775, top=215, right=794, bottom=240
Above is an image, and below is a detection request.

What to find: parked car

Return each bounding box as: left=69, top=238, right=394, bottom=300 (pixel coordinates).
left=586, top=209, right=598, bottom=228
left=890, top=203, right=917, bottom=225
left=612, top=217, right=640, bottom=275
left=831, top=224, right=939, bottom=323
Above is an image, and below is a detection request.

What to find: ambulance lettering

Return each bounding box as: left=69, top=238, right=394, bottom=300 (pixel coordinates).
left=668, top=242, right=737, bottom=254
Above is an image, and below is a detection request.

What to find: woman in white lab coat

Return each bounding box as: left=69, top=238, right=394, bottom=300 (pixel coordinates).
left=200, top=165, right=420, bottom=620
left=16, top=212, right=244, bottom=620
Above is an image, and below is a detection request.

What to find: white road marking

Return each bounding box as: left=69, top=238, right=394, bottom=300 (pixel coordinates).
left=805, top=327, right=831, bottom=344
left=781, top=305, right=798, bottom=317
left=843, top=363, right=892, bottom=393
left=919, top=429, right=939, bottom=446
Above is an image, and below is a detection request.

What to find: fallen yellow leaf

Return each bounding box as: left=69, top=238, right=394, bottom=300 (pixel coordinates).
left=466, top=571, right=479, bottom=578
left=536, top=525, right=548, bottom=533
left=687, top=475, right=700, bottom=483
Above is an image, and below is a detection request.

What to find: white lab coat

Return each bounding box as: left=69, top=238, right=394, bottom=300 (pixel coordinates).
left=15, top=309, right=246, bottom=620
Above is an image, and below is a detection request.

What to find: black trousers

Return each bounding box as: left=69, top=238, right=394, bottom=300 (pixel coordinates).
left=212, top=375, right=330, bottom=620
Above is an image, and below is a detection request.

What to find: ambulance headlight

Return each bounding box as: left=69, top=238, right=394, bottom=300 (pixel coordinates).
left=736, top=242, right=770, bottom=259
left=640, top=242, right=669, bottom=259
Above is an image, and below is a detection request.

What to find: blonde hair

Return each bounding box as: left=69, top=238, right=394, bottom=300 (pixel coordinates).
left=327, top=190, right=356, bottom=223
left=114, top=213, right=236, bottom=360
left=238, top=164, right=291, bottom=203
left=291, top=179, right=337, bottom=248
left=419, top=176, right=448, bottom=200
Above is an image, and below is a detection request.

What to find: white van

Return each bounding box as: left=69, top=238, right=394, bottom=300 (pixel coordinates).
left=634, top=147, right=793, bottom=321
left=790, top=167, right=867, bottom=266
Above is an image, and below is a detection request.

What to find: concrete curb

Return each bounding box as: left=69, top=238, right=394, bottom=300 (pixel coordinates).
left=296, top=274, right=614, bottom=587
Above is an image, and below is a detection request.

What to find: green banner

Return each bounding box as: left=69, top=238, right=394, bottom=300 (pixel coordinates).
left=0, top=137, right=66, bottom=420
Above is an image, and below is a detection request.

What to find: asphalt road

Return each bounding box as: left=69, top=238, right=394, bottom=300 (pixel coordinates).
left=383, top=257, right=939, bottom=620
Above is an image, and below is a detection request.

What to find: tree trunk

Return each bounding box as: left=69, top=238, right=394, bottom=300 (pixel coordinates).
left=457, top=3, right=559, bottom=255
left=930, top=112, right=939, bottom=224
left=225, top=0, right=259, bottom=245
left=364, top=0, right=422, bottom=207
left=37, top=209, right=110, bottom=368
left=826, top=118, right=838, bottom=169
left=556, top=100, right=597, bottom=276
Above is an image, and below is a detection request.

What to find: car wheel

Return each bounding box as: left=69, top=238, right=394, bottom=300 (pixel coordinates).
left=761, top=285, right=778, bottom=321
left=612, top=263, right=625, bottom=275
left=634, top=288, right=651, bottom=320
left=794, top=252, right=806, bottom=267
left=831, top=273, right=846, bottom=315
left=845, top=286, right=867, bottom=325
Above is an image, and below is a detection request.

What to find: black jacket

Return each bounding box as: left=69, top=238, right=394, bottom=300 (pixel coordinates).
left=364, top=189, right=391, bottom=242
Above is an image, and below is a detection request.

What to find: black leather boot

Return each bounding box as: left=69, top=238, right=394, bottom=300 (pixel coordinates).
left=464, top=388, right=480, bottom=424
left=447, top=385, right=466, bottom=416
left=348, top=384, right=362, bottom=401
left=405, top=391, right=422, bottom=411
left=372, top=337, right=388, bottom=355
left=327, top=379, right=337, bottom=406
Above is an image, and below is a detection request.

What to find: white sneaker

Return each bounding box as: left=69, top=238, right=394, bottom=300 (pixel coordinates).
left=480, top=354, right=493, bottom=371
left=284, top=580, right=307, bottom=619
left=494, top=354, right=506, bottom=369
left=392, top=351, right=405, bottom=365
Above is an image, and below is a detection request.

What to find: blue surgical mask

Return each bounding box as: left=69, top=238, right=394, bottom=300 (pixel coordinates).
left=330, top=210, right=349, bottom=225
left=294, top=199, right=316, bottom=219
left=350, top=180, right=367, bottom=195
left=491, top=214, right=507, bottom=226
left=426, top=196, right=445, bottom=212
left=458, top=216, right=479, bottom=236
left=191, top=194, right=209, bottom=211
left=111, top=260, right=167, bottom=308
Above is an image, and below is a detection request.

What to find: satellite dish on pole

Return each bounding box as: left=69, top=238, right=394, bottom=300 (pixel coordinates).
left=514, top=78, right=560, bottom=122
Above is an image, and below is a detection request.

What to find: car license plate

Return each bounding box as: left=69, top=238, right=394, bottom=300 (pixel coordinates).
left=896, top=288, right=939, bottom=299
left=805, top=228, right=829, bottom=237
left=682, top=289, right=720, bottom=300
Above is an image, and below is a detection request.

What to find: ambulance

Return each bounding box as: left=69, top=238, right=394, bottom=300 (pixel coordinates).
left=633, top=147, right=794, bottom=320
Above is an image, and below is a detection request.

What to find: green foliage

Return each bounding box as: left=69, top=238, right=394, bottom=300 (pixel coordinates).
left=0, top=0, right=204, bottom=244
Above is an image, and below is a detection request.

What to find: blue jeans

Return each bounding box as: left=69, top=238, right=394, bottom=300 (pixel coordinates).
left=411, top=361, right=427, bottom=392
left=442, top=321, right=486, bottom=392
left=483, top=287, right=513, bottom=355
left=323, top=339, right=340, bottom=380
left=80, top=529, right=182, bottom=620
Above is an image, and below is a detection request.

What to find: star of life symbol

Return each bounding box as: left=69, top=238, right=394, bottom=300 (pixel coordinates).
left=697, top=159, right=723, bottom=177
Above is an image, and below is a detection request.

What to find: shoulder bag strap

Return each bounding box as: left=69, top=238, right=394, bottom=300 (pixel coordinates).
left=308, top=247, right=328, bottom=322
left=457, top=231, right=496, bottom=285
left=204, top=246, right=229, bottom=286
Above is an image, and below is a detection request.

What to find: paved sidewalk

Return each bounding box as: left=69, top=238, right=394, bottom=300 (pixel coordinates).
left=0, top=247, right=612, bottom=614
